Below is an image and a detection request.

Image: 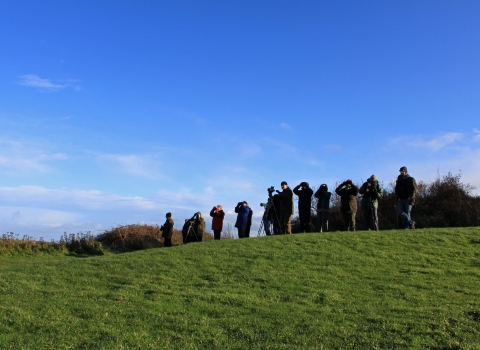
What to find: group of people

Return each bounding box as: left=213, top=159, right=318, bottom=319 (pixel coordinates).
left=159, top=166, right=418, bottom=244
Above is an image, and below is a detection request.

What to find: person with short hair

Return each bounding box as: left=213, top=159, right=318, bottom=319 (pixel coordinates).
left=395, top=166, right=417, bottom=229
left=235, top=201, right=251, bottom=239
left=335, top=179, right=359, bottom=231
left=314, top=184, right=331, bottom=232
left=276, top=181, right=294, bottom=234
left=210, top=205, right=225, bottom=240
left=293, top=182, right=314, bottom=233
left=359, top=175, right=383, bottom=230
left=161, top=212, right=174, bottom=247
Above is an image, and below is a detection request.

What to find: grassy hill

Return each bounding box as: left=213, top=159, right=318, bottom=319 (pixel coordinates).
left=1, top=228, right=479, bottom=349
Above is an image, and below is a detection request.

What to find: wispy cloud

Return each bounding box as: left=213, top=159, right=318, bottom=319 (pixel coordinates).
left=95, top=153, right=165, bottom=179
left=323, top=144, right=343, bottom=153
left=0, top=138, right=68, bottom=174
left=388, top=132, right=464, bottom=151
left=18, top=74, right=80, bottom=91
left=280, top=123, right=291, bottom=130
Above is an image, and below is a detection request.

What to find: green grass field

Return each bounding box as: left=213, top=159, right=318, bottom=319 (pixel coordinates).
left=1, top=228, right=479, bottom=349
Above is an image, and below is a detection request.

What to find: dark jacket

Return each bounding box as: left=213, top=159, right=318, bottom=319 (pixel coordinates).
left=182, top=220, right=190, bottom=242
left=293, top=184, right=313, bottom=211
left=335, top=183, right=359, bottom=213
left=161, top=218, right=174, bottom=239
left=278, top=187, right=294, bottom=215
left=314, top=187, right=331, bottom=212
left=359, top=181, right=383, bottom=209
left=235, top=203, right=251, bottom=230
left=395, top=174, right=417, bottom=203
left=210, top=208, right=225, bottom=231
left=268, top=194, right=281, bottom=221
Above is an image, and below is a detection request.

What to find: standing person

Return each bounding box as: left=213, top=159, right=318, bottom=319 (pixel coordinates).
left=276, top=181, right=294, bottom=234
left=359, top=175, right=383, bottom=230
left=314, top=184, right=331, bottom=232
left=161, top=212, right=174, bottom=247
left=235, top=201, right=251, bottom=239
left=210, top=205, right=225, bottom=240
left=335, top=179, right=359, bottom=231
left=395, top=166, right=417, bottom=229
left=293, top=182, right=314, bottom=232
left=192, top=212, right=206, bottom=242
left=182, top=218, right=190, bottom=244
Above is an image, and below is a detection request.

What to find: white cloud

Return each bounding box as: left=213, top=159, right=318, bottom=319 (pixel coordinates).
left=0, top=138, right=68, bottom=174
left=18, top=74, right=80, bottom=91
left=280, top=123, right=291, bottom=130
left=389, top=132, right=464, bottom=151
left=95, top=153, right=165, bottom=179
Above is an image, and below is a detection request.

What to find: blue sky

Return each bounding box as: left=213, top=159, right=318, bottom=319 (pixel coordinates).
left=1, top=1, right=479, bottom=240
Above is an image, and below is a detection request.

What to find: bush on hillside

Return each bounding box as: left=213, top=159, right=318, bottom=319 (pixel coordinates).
left=96, top=224, right=214, bottom=251
left=59, top=231, right=104, bottom=255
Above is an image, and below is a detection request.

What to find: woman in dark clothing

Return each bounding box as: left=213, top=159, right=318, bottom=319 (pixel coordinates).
left=210, top=205, right=225, bottom=240
left=235, top=201, right=251, bottom=239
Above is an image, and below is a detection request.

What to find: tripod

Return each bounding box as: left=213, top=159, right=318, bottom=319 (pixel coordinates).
left=184, top=221, right=201, bottom=243
left=258, top=198, right=280, bottom=236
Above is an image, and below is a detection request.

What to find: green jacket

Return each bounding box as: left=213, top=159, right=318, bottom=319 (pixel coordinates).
left=359, top=181, right=383, bottom=209
left=161, top=218, right=174, bottom=239
left=194, top=217, right=206, bottom=239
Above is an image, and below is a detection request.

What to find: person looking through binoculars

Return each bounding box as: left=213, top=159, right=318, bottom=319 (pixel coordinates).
left=276, top=181, right=294, bottom=234
left=359, top=175, right=383, bottom=230
left=314, top=184, right=331, bottom=232
left=210, top=205, right=225, bottom=240
left=293, top=182, right=313, bottom=232
left=335, top=179, right=359, bottom=231
left=235, top=201, right=251, bottom=239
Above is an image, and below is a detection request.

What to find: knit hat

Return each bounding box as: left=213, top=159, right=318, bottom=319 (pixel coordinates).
left=346, top=179, right=353, bottom=184
left=399, top=166, right=407, bottom=172
left=281, top=181, right=288, bottom=186
left=370, top=175, right=377, bottom=182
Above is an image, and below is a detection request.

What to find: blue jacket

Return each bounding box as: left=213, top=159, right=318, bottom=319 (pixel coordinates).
left=234, top=203, right=251, bottom=230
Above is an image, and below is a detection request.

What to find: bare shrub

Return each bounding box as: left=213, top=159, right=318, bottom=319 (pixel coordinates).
left=0, top=232, right=65, bottom=255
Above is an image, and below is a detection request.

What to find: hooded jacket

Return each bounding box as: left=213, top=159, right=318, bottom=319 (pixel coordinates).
left=293, top=184, right=313, bottom=211
left=335, top=183, right=359, bottom=213
left=359, top=181, right=383, bottom=209
left=235, top=203, right=251, bottom=230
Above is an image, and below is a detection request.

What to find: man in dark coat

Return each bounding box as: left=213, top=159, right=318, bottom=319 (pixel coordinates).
left=161, top=212, right=174, bottom=247
left=293, top=182, right=313, bottom=232
left=335, top=179, right=359, bottom=231
left=395, top=166, right=417, bottom=229
left=276, top=181, right=294, bottom=234
left=210, top=205, right=225, bottom=240
left=314, top=184, right=331, bottom=232
left=359, top=175, right=383, bottom=231
left=235, top=201, right=251, bottom=239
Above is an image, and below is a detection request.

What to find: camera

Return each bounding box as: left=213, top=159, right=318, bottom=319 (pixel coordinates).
left=267, top=186, right=275, bottom=195
left=260, top=202, right=268, bottom=207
